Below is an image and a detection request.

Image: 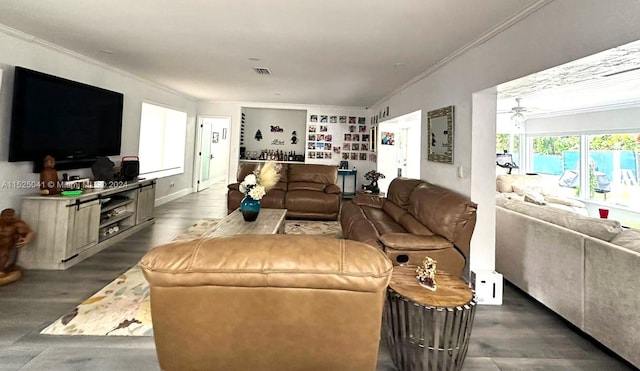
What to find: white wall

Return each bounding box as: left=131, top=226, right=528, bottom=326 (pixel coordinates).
left=197, top=101, right=373, bottom=187
left=0, top=29, right=198, bottom=211
left=367, top=0, right=640, bottom=273
left=526, top=106, right=640, bottom=135
left=242, top=107, right=306, bottom=156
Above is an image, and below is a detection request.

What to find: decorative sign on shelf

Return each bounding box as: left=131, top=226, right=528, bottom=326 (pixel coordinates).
left=271, top=139, right=285, bottom=145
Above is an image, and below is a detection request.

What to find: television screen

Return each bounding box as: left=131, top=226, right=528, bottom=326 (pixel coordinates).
left=9, top=66, right=124, bottom=165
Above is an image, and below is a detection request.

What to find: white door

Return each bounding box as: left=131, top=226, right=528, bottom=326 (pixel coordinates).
left=377, top=111, right=421, bottom=193
left=196, top=116, right=231, bottom=191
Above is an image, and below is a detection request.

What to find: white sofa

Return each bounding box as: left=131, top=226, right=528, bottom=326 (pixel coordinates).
left=495, top=175, right=640, bottom=368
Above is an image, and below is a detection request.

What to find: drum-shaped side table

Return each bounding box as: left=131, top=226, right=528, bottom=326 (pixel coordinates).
left=383, top=266, right=477, bottom=371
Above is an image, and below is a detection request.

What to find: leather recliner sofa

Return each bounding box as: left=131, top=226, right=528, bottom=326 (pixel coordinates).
left=340, top=177, right=477, bottom=278
left=228, top=163, right=341, bottom=220
left=140, top=234, right=393, bottom=371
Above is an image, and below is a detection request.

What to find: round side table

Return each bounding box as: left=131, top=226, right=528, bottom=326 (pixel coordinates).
left=383, top=265, right=477, bottom=371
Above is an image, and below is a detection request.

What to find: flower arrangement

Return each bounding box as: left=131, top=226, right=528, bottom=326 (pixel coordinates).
left=364, top=170, right=385, bottom=183
left=239, top=161, right=280, bottom=200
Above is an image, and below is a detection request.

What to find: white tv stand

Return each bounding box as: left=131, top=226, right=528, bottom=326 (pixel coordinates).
left=18, top=179, right=156, bottom=270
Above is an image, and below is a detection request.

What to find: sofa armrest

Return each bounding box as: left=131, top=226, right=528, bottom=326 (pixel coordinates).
left=324, top=184, right=342, bottom=194
left=352, top=194, right=385, bottom=208
left=228, top=183, right=240, bottom=191
left=379, top=233, right=452, bottom=251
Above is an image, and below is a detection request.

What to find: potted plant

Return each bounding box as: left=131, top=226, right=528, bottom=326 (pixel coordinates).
left=363, top=170, right=385, bottom=194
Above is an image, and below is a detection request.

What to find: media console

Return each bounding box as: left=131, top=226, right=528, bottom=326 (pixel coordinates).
left=18, top=179, right=156, bottom=270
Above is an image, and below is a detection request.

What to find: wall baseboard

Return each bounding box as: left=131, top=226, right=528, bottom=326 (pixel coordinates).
left=155, top=188, right=193, bottom=207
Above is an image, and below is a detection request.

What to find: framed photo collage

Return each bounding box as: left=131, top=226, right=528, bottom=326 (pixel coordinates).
left=307, top=114, right=372, bottom=161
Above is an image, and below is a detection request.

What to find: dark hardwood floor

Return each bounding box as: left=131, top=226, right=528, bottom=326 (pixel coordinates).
left=0, top=181, right=634, bottom=370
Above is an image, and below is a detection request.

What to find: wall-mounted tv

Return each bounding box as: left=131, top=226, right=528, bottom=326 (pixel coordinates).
left=9, top=66, right=124, bottom=171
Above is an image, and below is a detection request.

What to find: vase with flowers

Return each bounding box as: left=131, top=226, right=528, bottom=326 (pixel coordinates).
left=238, top=161, right=280, bottom=221
left=363, top=170, right=386, bottom=194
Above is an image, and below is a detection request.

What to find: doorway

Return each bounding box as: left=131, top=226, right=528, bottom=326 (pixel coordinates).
left=196, top=116, right=231, bottom=191
left=377, top=111, right=422, bottom=193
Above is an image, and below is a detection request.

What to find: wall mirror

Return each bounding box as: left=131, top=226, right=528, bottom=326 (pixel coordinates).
left=427, top=105, right=454, bottom=164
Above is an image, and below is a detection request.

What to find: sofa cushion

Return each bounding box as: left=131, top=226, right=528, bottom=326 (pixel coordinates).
left=398, top=213, right=433, bottom=236
left=259, top=189, right=286, bottom=209
left=382, top=201, right=407, bottom=222
left=379, top=233, right=452, bottom=251
left=324, top=184, right=341, bottom=194
left=285, top=190, right=337, bottom=213
left=362, top=206, right=407, bottom=236
left=497, top=198, right=622, bottom=241
left=386, top=178, right=424, bottom=209
left=544, top=195, right=585, bottom=208
left=352, top=194, right=385, bottom=208
left=408, top=183, right=477, bottom=243
left=609, top=228, right=640, bottom=253
left=288, top=182, right=327, bottom=192
left=496, top=174, right=543, bottom=194
left=524, top=191, right=546, bottom=205
left=288, top=164, right=337, bottom=184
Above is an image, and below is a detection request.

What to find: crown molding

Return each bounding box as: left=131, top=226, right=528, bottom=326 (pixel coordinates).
left=371, top=0, right=554, bottom=108
left=0, top=24, right=198, bottom=102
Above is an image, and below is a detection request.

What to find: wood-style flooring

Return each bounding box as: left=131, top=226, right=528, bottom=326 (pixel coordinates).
left=0, top=181, right=635, bottom=370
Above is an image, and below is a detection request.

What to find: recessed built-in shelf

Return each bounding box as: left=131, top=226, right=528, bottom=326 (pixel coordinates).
left=99, top=211, right=134, bottom=228
left=101, top=199, right=134, bottom=213
left=99, top=225, right=134, bottom=243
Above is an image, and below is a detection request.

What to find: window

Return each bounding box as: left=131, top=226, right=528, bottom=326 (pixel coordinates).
left=526, top=133, right=640, bottom=211
left=138, top=102, right=187, bottom=178
left=587, top=133, right=640, bottom=208
left=529, top=135, right=580, bottom=197
left=496, top=133, right=521, bottom=174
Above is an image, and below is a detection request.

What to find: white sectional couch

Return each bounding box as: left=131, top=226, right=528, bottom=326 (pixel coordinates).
left=495, top=175, right=640, bottom=368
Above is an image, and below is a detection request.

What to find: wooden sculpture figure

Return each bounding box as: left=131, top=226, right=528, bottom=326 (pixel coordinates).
left=40, top=155, right=61, bottom=195
left=0, top=208, right=33, bottom=286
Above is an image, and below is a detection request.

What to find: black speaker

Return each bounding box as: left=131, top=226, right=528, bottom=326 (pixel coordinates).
left=121, top=156, right=140, bottom=181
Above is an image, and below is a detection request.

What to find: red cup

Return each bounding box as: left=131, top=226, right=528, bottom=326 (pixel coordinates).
left=598, top=208, right=609, bottom=219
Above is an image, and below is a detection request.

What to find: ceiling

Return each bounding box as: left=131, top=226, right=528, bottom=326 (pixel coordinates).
left=0, top=0, right=541, bottom=107
left=497, top=39, right=640, bottom=119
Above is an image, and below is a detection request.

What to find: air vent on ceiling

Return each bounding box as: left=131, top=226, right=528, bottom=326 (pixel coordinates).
left=253, top=67, right=272, bottom=75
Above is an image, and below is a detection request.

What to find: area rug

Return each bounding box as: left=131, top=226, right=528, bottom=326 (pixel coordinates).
left=40, top=219, right=342, bottom=336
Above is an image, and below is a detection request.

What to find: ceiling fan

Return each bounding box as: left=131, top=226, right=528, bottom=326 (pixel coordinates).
left=497, top=97, right=536, bottom=128
left=506, top=97, right=528, bottom=123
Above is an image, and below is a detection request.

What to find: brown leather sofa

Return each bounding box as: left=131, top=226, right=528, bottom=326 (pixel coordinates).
left=340, top=177, right=477, bottom=278
left=228, top=163, right=341, bottom=220
left=140, top=234, right=393, bottom=371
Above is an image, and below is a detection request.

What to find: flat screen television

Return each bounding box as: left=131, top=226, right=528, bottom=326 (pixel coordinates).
left=9, top=66, right=124, bottom=171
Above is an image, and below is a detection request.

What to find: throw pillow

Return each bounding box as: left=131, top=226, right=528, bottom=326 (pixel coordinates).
left=524, top=192, right=546, bottom=205
left=544, top=195, right=586, bottom=208
left=610, top=228, right=640, bottom=253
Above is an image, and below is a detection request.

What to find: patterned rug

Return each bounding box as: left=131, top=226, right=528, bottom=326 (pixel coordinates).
left=40, top=219, right=342, bottom=336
